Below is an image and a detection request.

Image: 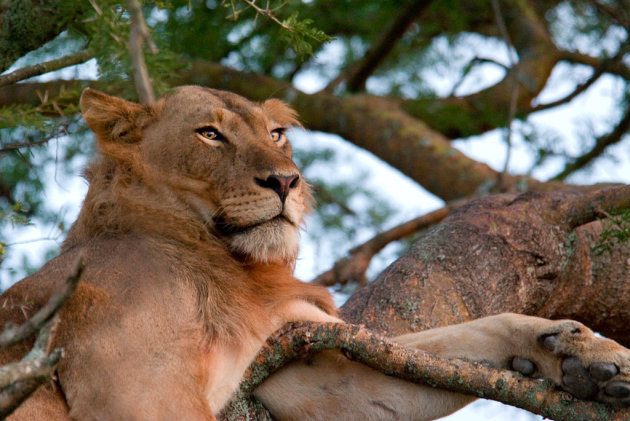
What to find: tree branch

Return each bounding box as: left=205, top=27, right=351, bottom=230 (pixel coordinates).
left=311, top=200, right=466, bottom=287
left=0, top=254, right=84, bottom=348
left=221, top=321, right=630, bottom=421
left=490, top=0, right=519, bottom=188
left=340, top=187, right=630, bottom=344
left=324, top=0, right=433, bottom=93
left=552, top=107, right=630, bottom=181
left=0, top=122, right=71, bottom=154
left=559, top=49, right=630, bottom=81
left=0, top=0, right=89, bottom=72
left=591, top=0, right=630, bottom=34
left=0, top=65, right=600, bottom=202
left=0, top=50, right=93, bottom=88
left=0, top=254, right=84, bottom=417
left=402, top=0, right=560, bottom=139
left=558, top=184, right=630, bottom=229
left=126, top=0, right=157, bottom=104
left=0, top=319, right=62, bottom=417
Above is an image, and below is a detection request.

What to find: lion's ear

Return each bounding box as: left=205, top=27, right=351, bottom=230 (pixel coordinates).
left=80, top=88, right=154, bottom=145
left=261, top=99, right=302, bottom=128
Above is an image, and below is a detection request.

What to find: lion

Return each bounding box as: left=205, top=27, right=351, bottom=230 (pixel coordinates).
left=1, top=86, right=630, bottom=420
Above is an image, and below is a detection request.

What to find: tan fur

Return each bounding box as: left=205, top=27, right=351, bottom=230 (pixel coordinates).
left=2, top=87, right=630, bottom=421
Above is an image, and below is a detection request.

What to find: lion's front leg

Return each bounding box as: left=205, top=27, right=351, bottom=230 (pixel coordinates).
left=396, top=313, right=630, bottom=405
left=254, top=314, right=630, bottom=420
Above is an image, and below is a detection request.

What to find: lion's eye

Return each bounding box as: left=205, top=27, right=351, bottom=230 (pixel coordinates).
left=196, top=127, right=225, bottom=142
left=271, top=128, right=285, bottom=143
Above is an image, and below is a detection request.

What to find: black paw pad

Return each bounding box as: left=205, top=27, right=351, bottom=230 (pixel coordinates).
left=562, top=357, right=598, bottom=399
left=605, top=381, right=630, bottom=399
left=589, top=362, right=618, bottom=381
left=511, top=357, right=536, bottom=376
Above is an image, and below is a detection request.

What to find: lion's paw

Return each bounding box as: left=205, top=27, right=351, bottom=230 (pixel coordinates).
left=512, top=320, right=630, bottom=405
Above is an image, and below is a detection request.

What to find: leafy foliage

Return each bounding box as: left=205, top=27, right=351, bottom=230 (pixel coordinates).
left=593, top=209, right=630, bottom=256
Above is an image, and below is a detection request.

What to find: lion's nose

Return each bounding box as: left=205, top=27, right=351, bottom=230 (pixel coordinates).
left=255, top=174, right=300, bottom=203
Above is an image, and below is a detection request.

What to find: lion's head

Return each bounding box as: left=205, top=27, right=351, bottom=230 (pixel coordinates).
left=71, top=86, right=309, bottom=263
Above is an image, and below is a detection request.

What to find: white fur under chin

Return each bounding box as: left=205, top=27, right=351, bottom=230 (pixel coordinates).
left=227, top=219, right=300, bottom=263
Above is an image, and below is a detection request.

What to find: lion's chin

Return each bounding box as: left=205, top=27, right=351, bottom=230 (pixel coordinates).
left=225, top=217, right=299, bottom=263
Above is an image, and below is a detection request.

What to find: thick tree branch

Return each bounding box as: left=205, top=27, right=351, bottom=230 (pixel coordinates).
left=552, top=108, right=630, bottom=181
left=126, top=0, right=157, bottom=104
left=221, top=321, right=629, bottom=421
left=0, top=51, right=93, bottom=88
left=324, top=0, right=433, bottom=93
left=340, top=186, right=630, bottom=344
left=557, top=184, right=630, bottom=229
left=0, top=65, right=603, bottom=202
left=311, top=200, right=466, bottom=287
left=402, top=0, right=560, bottom=139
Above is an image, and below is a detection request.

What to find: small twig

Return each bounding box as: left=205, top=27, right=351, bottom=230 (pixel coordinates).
left=0, top=51, right=94, bottom=88
left=239, top=0, right=293, bottom=32
left=449, top=56, right=509, bottom=97
left=530, top=67, right=604, bottom=113
left=0, top=254, right=84, bottom=348
left=592, top=0, right=630, bottom=34
left=491, top=0, right=519, bottom=189
left=126, top=0, right=157, bottom=103
left=324, top=0, right=433, bottom=92
left=221, top=322, right=630, bottom=421
left=0, top=123, right=71, bottom=154
left=311, top=200, right=466, bottom=287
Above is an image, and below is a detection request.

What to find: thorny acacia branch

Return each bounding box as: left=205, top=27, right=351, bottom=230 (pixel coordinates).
left=311, top=200, right=467, bottom=287
left=221, top=322, right=630, bottom=421
left=126, top=0, right=157, bottom=103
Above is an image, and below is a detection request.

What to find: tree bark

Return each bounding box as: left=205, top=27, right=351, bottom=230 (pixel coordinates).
left=340, top=186, right=630, bottom=347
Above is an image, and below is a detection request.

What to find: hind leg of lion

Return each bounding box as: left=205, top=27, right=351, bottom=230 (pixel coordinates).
left=254, top=313, right=630, bottom=421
